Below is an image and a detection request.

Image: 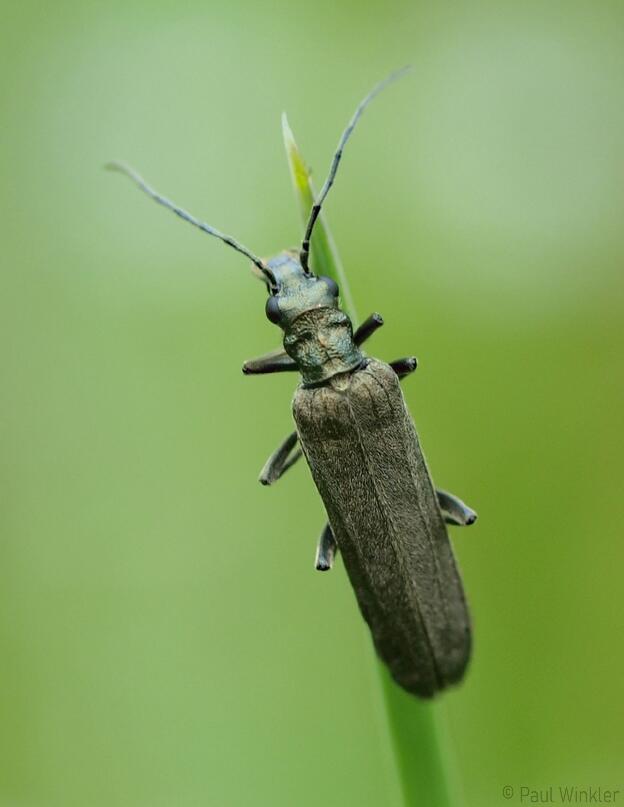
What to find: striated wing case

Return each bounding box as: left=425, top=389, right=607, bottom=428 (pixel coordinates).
left=293, top=359, right=471, bottom=697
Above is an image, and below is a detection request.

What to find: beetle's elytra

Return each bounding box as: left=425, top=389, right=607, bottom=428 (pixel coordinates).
left=108, top=68, right=477, bottom=698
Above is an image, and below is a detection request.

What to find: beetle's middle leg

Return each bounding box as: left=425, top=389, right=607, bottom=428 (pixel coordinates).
left=354, top=314, right=418, bottom=380
left=389, top=356, right=418, bottom=379
left=258, top=430, right=302, bottom=486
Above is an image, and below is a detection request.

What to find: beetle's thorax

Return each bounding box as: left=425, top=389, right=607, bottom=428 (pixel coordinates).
left=283, top=308, right=363, bottom=385
left=265, top=251, right=363, bottom=385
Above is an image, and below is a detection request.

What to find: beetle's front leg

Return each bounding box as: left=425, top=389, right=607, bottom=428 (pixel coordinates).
left=437, top=490, right=477, bottom=526
left=243, top=348, right=297, bottom=375
left=354, top=315, right=418, bottom=380
left=258, top=430, right=302, bottom=486
left=354, top=312, right=384, bottom=345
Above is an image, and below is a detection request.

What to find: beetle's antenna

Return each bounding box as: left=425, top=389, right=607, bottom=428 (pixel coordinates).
left=106, top=161, right=271, bottom=279
left=299, top=66, right=411, bottom=274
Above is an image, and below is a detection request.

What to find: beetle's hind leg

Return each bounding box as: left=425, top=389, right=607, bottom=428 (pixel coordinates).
left=315, top=523, right=338, bottom=571
left=259, top=430, right=302, bottom=486
left=259, top=435, right=340, bottom=571
left=258, top=436, right=340, bottom=571
left=315, top=490, right=475, bottom=574
left=392, top=354, right=484, bottom=525
left=437, top=490, right=478, bottom=526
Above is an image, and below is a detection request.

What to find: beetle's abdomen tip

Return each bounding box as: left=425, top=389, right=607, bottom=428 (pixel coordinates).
left=395, top=678, right=437, bottom=699
left=396, top=676, right=465, bottom=700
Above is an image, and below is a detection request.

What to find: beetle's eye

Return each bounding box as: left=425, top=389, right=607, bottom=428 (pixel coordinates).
left=265, top=295, right=281, bottom=324
left=319, top=275, right=339, bottom=297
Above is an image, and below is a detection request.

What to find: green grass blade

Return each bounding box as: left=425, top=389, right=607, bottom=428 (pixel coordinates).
left=282, top=113, right=461, bottom=807
left=281, top=113, right=358, bottom=325
left=379, top=666, right=461, bottom=807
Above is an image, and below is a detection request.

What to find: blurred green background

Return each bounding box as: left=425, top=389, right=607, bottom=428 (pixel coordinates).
left=1, top=1, right=623, bottom=805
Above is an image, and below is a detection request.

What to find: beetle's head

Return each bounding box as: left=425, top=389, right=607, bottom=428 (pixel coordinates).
left=255, top=250, right=360, bottom=383
left=257, top=249, right=340, bottom=331
left=110, top=69, right=410, bottom=346
left=108, top=71, right=409, bottom=388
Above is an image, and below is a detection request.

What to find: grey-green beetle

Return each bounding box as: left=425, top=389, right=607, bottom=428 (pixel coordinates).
left=108, top=70, right=477, bottom=698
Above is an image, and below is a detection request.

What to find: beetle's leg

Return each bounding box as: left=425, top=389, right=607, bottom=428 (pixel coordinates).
left=354, top=312, right=384, bottom=346
left=437, top=490, right=478, bottom=526
left=390, top=356, right=418, bottom=379
left=259, top=430, right=303, bottom=486
left=258, top=354, right=417, bottom=486
left=313, top=492, right=474, bottom=575
left=243, top=349, right=297, bottom=375
left=315, top=522, right=338, bottom=571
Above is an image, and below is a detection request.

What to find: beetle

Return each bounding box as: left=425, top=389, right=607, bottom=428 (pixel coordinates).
left=107, top=69, right=477, bottom=698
